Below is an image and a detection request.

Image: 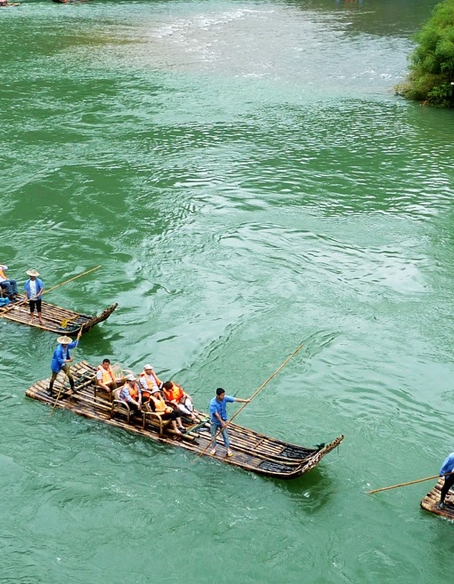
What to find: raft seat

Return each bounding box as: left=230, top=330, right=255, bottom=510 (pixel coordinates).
left=110, top=388, right=133, bottom=424
left=142, top=406, right=172, bottom=435
left=94, top=384, right=105, bottom=402
left=94, top=382, right=115, bottom=403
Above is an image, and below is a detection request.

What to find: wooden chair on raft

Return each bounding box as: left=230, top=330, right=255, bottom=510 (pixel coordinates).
left=109, top=388, right=172, bottom=435
left=141, top=403, right=172, bottom=435
left=110, top=387, right=133, bottom=423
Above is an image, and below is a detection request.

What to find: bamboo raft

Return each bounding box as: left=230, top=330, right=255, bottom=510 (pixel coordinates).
left=0, top=297, right=117, bottom=334
left=25, top=361, right=344, bottom=479
left=420, top=479, right=454, bottom=520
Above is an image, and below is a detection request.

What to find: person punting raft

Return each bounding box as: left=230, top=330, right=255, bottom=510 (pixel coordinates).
left=24, top=269, right=45, bottom=325
left=48, top=330, right=83, bottom=396
left=419, top=453, right=454, bottom=519
left=209, top=387, right=250, bottom=457
left=437, top=452, right=454, bottom=509
left=0, top=265, right=117, bottom=335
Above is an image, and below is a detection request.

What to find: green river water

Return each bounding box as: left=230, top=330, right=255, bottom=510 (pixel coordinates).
left=2, top=0, right=454, bottom=582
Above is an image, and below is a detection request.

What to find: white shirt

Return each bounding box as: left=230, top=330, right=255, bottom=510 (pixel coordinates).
left=29, top=280, right=38, bottom=298
left=140, top=372, right=159, bottom=392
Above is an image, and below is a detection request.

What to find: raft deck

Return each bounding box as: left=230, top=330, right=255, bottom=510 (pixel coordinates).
left=25, top=361, right=344, bottom=480
left=420, top=479, right=454, bottom=520
left=0, top=297, right=117, bottom=334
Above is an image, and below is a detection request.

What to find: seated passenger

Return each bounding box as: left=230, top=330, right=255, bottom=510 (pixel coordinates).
left=178, top=393, right=196, bottom=419
left=96, top=358, right=126, bottom=394
left=162, top=380, right=197, bottom=421
left=119, top=374, right=143, bottom=415
left=148, top=387, right=184, bottom=434
left=139, top=364, right=162, bottom=400
left=0, top=264, right=19, bottom=300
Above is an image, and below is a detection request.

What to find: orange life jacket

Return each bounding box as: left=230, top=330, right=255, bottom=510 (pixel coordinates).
left=140, top=370, right=162, bottom=389
left=0, top=267, right=7, bottom=281
left=97, top=364, right=115, bottom=385
left=150, top=394, right=172, bottom=414
left=119, top=382, right=139, bottom=404
left=163, top=382, right=184, bottom=403
left=129, top=385, right=139, bottom=401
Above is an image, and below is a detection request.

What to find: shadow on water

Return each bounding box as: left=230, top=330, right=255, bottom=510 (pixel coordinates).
left=79, top=324, right=119, bottom=357
left=267, top=466, right=338, bottom=511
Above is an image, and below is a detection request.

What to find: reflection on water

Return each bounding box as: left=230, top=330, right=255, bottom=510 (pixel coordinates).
left=287, top=0, right=440, bottom=36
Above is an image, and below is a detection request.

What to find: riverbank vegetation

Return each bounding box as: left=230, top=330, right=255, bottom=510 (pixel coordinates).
left=396, top=0, right=454, bottom=107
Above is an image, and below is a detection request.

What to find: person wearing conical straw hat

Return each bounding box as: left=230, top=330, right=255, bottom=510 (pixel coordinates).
left=47, top=329, right=82, bottom=396
left=23, top=269, right=45, bottom=325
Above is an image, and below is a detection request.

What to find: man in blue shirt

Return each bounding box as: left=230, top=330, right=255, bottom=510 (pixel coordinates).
left=23, top=269, right=45, bottom=325
left=48, top=330, right=82, bottom=396
left=438, top=452, right=454, bottom=509
left=209, top=387, right=250, bottom=457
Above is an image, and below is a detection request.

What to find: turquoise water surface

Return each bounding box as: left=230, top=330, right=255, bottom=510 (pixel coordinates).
left=1, top=0, right=454, bottom=582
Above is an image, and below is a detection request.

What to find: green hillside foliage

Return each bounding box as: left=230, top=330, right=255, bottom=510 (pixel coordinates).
left=397, top=0, right=454, bottom=107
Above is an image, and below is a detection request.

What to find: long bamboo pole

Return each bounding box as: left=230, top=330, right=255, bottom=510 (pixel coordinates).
left=367, top=472, right=454, bottom=495
left=44, top=265, right=102, bottom=295
left=198, top=340, right=306, bottom=457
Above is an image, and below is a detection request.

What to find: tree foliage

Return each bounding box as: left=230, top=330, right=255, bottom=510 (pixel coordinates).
left=396, top=0, right=454, bottom=107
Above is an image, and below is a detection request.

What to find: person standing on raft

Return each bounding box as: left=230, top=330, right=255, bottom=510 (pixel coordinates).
left=438, top=452, right=454, bottom=509
left=47, top=330, right=82, bottom=396
left=24, top=269, right=45, bottom=325
left=209, top=387, right=250, bottom=457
